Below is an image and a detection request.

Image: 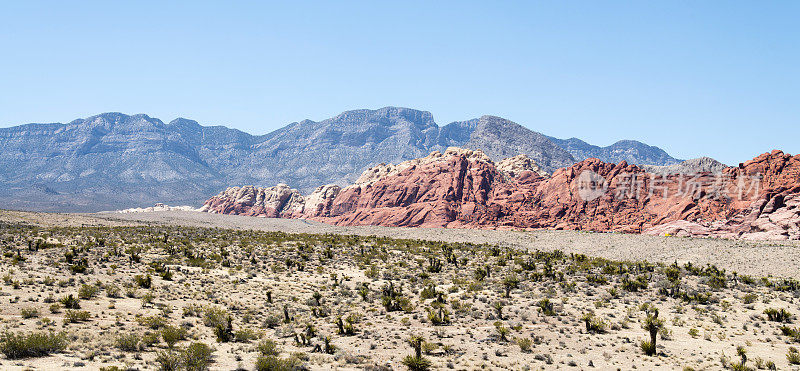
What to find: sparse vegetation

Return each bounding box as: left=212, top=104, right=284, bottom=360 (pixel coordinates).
left=0, top=331, right=68, bottom=359
left=641, top=308, right=664, bottom=356
left=0, top=212, right=796, bottom=369
left=764, top=308, right=792, bottom=323
left=402, top=335, right=432, bottom=371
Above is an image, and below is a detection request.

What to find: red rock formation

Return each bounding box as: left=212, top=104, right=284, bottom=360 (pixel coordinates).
left=200, top=148, right=800, bottom=240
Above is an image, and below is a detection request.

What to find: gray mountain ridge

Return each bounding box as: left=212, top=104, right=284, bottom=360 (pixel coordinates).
left=640, top=157, right=728, bottom=174
left=0, top=107, right=684, bottom=212
left=546, top=136, right=683, bottom=166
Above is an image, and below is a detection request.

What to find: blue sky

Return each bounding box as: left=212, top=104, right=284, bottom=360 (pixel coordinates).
left=1, top=1, right=797, bottom=165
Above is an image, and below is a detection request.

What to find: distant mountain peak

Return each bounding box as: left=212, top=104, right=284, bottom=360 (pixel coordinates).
left=322, top=107, right=438, bottom=130
left=547, top=136, right=681, bottom=166
left=0, top=107, right=684, bottom=212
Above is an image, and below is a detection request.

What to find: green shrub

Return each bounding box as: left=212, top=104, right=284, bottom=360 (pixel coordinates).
left=64, top=310, right=90, bottom=324
left=78, top=284, right=99, bottom=299
left=0, top=331, right=68, bottom=359
left=586, top=274, right=608, bottom=285
left=202, top=307, right=230, bottom=328
left=21, top=307, right=39, bottom=319
left=426, top=306, right=451, bottom=326
left=581, top=313, right=607, bottom=334
left=182, top=342, right=213, bottom=371
left=105, top=284, right=121, bottom=298
left=263, top=313, right=282, bottom=329
left=764, top=308, right=792, bottom=323
left=257, top=339, right=281, bottom=356
left=707, top=273, right=727, bottom=289
left=640, top=340, right=656, bottom=356
left=234, top=328, right=260, bottom=343
left=515, top=337, right=533, bottom=353
left=788, top=347, right=800, bottom=365
left=155, top=350, right=182, bottom=371
left=161, top=325, right=187, bottom=348
left=622, top=275, right=648, bottom=292
left=419, top=285, right=437, bottom=300
left=137, top=315, right=167, bottom=330
left=537, top=299, right=555, bottom=316
left=59, top=294, right=80, bottom=309
left=255, top=354, right=301, bottom=371
left=134, top=274, right=152, bottom=289
left=742, top=293, right=758, bottom=304
left=70, top=261, right=88, bottom=274
left=141, top=291, right=155, bottom=306
left=141, top=331, right=161, bottom=348
left=213, top=318, right=234, bottom=343
left=781, top=326, right=800, bottom=343
left=116, top=333, right=140, bottom=352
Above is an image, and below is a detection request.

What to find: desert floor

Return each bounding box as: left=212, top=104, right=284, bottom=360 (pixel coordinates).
left=95, top=210, right=800, bottom=279
left=0, top=209, right=798, bottom=370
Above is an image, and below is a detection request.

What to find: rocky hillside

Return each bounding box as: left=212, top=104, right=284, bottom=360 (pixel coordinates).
left=0, top=113, right=235, bottom=212
left=1, top=107, right=681, bottom=212
left=547, top=136, right=682, bottom=165
left=202, top=149, right=800, bottom=240
left=441, top=116, right=575, bottom=172
left=641, top=157, right=728, bottom=174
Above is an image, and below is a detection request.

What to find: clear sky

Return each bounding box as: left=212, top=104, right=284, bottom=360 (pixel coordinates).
left=1, top=1, right=797, bottom=165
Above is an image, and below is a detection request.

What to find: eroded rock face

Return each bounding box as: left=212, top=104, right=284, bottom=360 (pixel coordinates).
left=199, top=184, right=306, bottom=218
left=496, top=154, right=548, bottom=178
left=202, top=149, right=800, bottom=240
left=302, top=184, right=342, bottom=217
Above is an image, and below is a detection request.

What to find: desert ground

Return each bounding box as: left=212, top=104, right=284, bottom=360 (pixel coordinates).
left=0, top=209, right=799, bottom=370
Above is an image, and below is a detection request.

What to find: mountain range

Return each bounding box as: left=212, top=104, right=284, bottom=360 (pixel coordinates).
left=0, top=107, right=683, bottom=212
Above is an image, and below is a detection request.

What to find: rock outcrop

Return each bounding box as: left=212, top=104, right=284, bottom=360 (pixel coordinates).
left=642, top=157, right=728, bottom=174
left=302, top=184, right=342, bottom=217
left=199, top=184, right=306, bottom=218
left=497, top=154, right=548, bottom=178
left=201, top=149, right=800, bottom=240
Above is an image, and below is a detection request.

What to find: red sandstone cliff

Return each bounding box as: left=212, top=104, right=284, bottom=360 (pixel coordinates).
left=200, top=148, right=800, bottom=240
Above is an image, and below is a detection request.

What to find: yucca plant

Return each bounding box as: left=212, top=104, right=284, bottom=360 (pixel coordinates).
left=493, top=301, right=504, bottom=320
left=537, top=299, right=555, bottom=316
left=402, top=335, right=432, bottom=371
left=641, top=308, right=664, bottom=356
left=502, top=275, right=519, bottom=298
left=515, top=337, right=533, bottom=353
left=764, top=308, right=792, bottom=323
left=788, top=347, right=800, bottom=365
left=495, top=322, right=510, bottom=342
left=581, top=312, right=607, bottom=334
